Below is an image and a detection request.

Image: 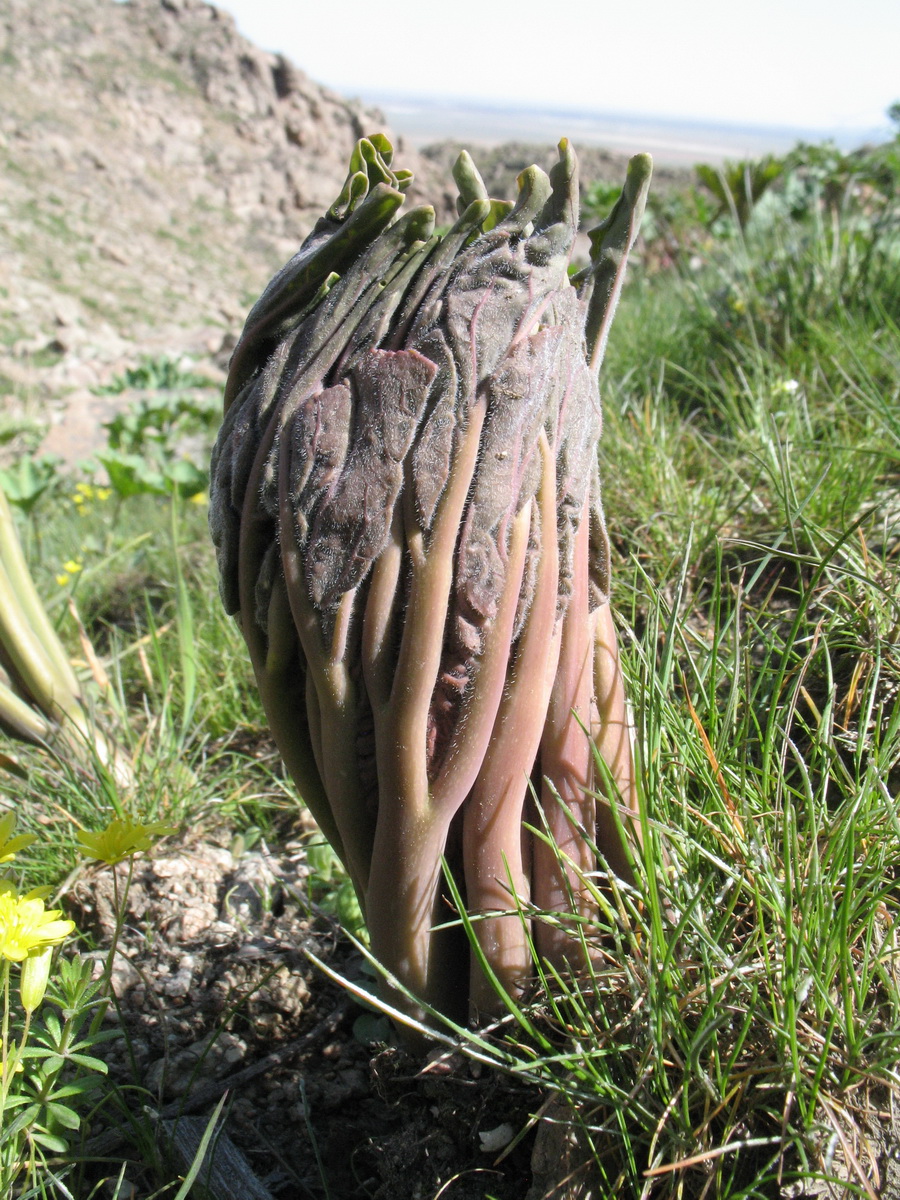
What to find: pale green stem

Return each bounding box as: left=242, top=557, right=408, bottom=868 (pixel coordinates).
left=0, top=490, right=81, bottom=699
left=386, top=400, right=487, bottom=793
left=0, top=556, right=86, bottom=735
left=274, top=420, right=373, bottom=896
left=15, top=1012, right=31, bottom=1081
left=281, top=536, right=372, bottom=897
left=364, top=407, right=487, bottom=1015
left=431, top=501, right=532, bottom=813
left=0, top=675, right=52, bottom=743
left=361, top=507, right=404, bottom=711
left=234, top=411, right=346, bottom=871
left=1, top=959, right=9, bottom=1116
left=91, top=855, right=133, bottom=1035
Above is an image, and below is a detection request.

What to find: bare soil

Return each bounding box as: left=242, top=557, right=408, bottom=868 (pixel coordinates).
left=65, top=825, right=543, bottom=1199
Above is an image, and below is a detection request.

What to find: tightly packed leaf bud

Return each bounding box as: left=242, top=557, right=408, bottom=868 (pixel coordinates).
left=20, top=945, right=53, bottom=1014
left=210, top=135, right=651, bottom=1031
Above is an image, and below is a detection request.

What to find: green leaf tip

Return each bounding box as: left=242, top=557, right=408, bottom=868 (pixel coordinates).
left=453, top=150, right=489, bottom=214
left=509, top=165, right=553, bottom=230
left=625, top=152, right=653, bottom=195
left=578, top=153, right=653, bottom=372
left=584, top=153, right=653, bottom=264
left=329, top=135, right=410, bottom=222
left=403, top=205, right=436, bottom=244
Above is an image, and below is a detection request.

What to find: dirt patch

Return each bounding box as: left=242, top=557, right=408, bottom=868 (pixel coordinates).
left=65, top=832, right=542, bottom=1199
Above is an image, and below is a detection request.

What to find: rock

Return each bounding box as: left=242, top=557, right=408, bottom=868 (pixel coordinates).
left=220, top=852, right=282, bottom=923
left=108, top=950, right=143, bottom=997
left=526, top=1094, right=597, bottom=1200
left=478, top=1122, right=515, bottom=1153
left=147, top=1029, right=248, bottom=1097
left=163, top=954, right=196, bottom=997
left=71, top=843, right=235, bottom=941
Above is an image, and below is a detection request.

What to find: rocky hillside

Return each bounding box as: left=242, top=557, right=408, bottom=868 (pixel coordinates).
left=0, top=0, right=441, bottom=458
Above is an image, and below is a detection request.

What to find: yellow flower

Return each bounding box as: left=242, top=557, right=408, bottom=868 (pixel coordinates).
left=56, top=559, right=83, bottom=586
left=189, top=491, right=209, bottom=506
left=96, top=487, right=112, bottom=502
left=0, top=811, right=36, bottom=864
left=0, top=881, right=76, bottom=963
left=72, top=483, right=93, bottom=511
left=77, top=816, right=176, bottom=865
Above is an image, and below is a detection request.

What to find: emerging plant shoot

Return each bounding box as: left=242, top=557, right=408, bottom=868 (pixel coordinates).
left=210, top=136, right=651, bottom=1031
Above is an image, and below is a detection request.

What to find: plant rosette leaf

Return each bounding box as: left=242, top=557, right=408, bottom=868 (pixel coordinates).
left=0, top=455, right=62, bottom=513
left=0, top=810, right=36, bottom=863
left=164, top=457, right=208, bottom=497
left=98, top=450, right=169, bottom=498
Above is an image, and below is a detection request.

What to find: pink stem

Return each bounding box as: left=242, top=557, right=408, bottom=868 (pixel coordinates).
left=533, top=502, right=595, bottom=970
left=462, top=432, right=563, bottom=1014
left=591, top=601, right=639, bottom=881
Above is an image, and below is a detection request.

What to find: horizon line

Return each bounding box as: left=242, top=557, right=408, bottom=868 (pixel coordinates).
left=338, top=87, right=891, bottom=142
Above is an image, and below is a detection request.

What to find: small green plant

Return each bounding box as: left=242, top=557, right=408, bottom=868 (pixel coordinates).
left=304, top=839, right=366, bottom=942
left=0, top=812, right=103, bottom=1195
left=0, top=415, right=44, bottom=453
left=77, top=814, right=176, bottom=1016
left=95, top=356, right=215, bottom=396
left=99, top=447, right=208, bottom=501
left=94, top=357, right=219, bottom=503
left=0, top=455, right=63, bottom=518
left=102, top=393, right=220, bottom=454
left=0, top=808, right=178, bottom=1196
left=696, top=155, right=784, bottom=228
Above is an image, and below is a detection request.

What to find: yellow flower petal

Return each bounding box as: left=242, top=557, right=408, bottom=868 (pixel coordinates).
left=0, top=887, right=76, bottom=962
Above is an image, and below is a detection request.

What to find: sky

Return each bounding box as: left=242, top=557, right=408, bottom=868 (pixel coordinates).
left=212, top=0, right=898, bottom=136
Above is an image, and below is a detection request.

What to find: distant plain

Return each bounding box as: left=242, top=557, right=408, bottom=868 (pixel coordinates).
left=368, top=92, right=886, bottom=163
